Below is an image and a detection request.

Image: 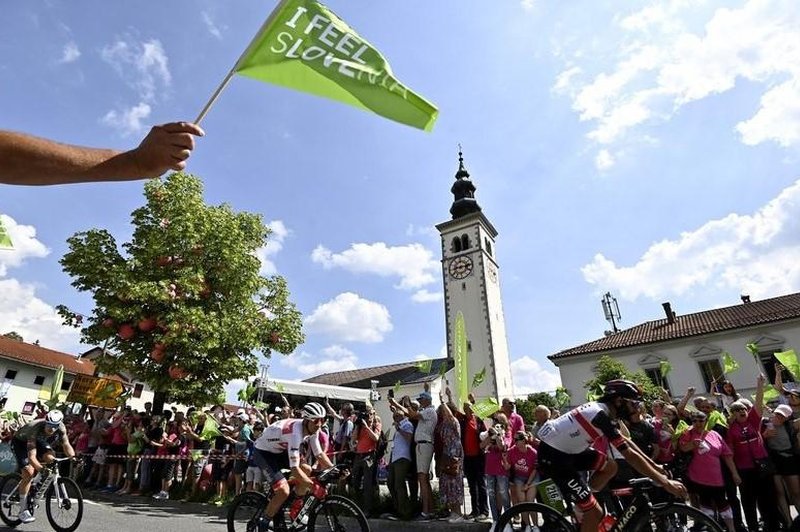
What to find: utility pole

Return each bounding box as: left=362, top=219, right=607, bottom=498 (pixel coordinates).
left=601, top=292, right=622, bottom=335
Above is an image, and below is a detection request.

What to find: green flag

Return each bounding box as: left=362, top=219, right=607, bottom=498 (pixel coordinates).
left=775, top=349, right=800, bottom=381
left=0, top=217, right=13, bottom=250
left=746, top=343, right=760, bottom=358
left=393, top=381, right=401, bottom=395
left=722, top=351, right=740, bottom=374
left=586, top=383, right=604, bottom=402
left=454, top=312, right=469, bottom=406
left=233, top=0, right=438, bottom=131
left=472, top=367, right=486, bottom=389
left=200, top=415, right=223, bottom=441
left=659, top=360, right=672, bottom=377
left=757, top=385, right=781, bottom=403
left=555, top=386, right=571, bottom=408
left=415, top=359, right=433, bottom=373
left=438, top=359, right=449, bottom=379
left=472, top=397, right=500, bottom=419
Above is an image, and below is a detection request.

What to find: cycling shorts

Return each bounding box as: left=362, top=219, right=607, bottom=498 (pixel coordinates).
left=537, top=442, right=607, bottom=511
left=12, top=439, right=54, bottom=469
left=254, top=448, right=290, bottom=488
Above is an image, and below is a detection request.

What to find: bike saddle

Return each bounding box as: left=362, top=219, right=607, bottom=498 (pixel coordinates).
left=628, top=477, right=655, bottom=488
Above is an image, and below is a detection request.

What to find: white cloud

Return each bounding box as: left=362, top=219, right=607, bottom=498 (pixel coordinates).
left=281, top=345, right=358, bottom=376
left=511, top=356, right=562, bottom=395
left=411, top=289, right=443, bottom=303
left=256, top=220, right=290, bottom=276
left=0, top=215, right=79, bottom=352
left=202, top=12, right=223, bottom=40
left=520, top=0, right=536, bottom=11
left=581, top=178, right=800, bottom=301
left=0, top=215, right=49, bottom=276
left=101, top=102, right=151, bottom=136
left=311, top=242, right=439, bottom=291
left=101, top=38, right=171, bottom=102
left=556, top=0, right=800, bottom=149
left=594, top=149, right=615, bottom=171
left=59, top=42, right=80, bottom=63
left=304, top=292, right=392, bottom=343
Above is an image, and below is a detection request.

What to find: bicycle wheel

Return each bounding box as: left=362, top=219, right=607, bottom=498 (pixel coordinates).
left=495, top=502, right=574, bottom=532
left=643, top=502, right=724, bottom=532
left=0, top=473, right=23, bottom=527
left=227, top=491, right=268, bottom=532
left=45, top=477, right=83, bottom=532
left=307, top=495, right=369, bottom=532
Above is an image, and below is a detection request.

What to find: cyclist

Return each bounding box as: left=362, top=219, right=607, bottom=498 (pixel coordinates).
left=536, top=379, right=688, bottom=532
left=11, top=410, right=75, bottom=524
left=253, top=402, right=333, bottom=531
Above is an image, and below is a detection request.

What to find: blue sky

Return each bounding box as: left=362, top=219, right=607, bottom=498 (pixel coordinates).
left=1, top=0, right=799, bottom=402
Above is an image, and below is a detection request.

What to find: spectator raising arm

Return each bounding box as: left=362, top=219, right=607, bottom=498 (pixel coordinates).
left=0, top=122, right=204, bottom=186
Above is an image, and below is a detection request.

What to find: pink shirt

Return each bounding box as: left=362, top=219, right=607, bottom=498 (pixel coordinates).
left=507, top=444, right=537, bottom=479
left=653, top=419, right=675, bottom=463
left=484, top=432, right=512, bottom=476
left=726, top=408, right=768, bottom=470
left=679, top=428, right=731, bottom=487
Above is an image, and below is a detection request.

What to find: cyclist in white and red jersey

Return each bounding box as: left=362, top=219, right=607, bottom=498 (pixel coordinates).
left=253, top=402, right=333, bottom=531
left=537, top=379, right=688, bottom=532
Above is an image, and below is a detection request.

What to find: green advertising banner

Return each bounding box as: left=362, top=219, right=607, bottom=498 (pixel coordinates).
left=471, top=397, right=500, bottom=419
left=234, top=0, right=438, bottom=131
left=454, top=311, right=469, bottom=406
left=0, top=217, right=13, bottom=250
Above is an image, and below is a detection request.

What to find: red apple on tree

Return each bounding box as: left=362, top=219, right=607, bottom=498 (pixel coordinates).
left=138, top=317, right=157, bottom=332
left=102, top=318, right=115, bottom=329
left=117, top=323, right=136, bottom=340
left=156, top=256, right=172, bottom=267
left=150, top=344, right=166, bottom=363
left=269, top=332, right=280, bottom=345
left=168, top=365, right=189, bottom=379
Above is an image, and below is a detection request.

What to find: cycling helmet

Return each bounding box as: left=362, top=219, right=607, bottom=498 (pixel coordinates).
left=45, top=410, right=64, bottom=427
left=301, top=402, right=326, bottom=420
left=599, top=379, right=643, bottom=402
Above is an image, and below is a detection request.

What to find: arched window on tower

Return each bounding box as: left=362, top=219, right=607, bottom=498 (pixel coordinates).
left=461, top=234, right=471, bottom=250
left=484, top=238, right=493, bottom=257
left=451, top=237, right=462, bottom=253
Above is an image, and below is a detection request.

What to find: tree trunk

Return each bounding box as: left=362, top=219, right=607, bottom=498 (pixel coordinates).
left=152, top=390, right=168, bottom=415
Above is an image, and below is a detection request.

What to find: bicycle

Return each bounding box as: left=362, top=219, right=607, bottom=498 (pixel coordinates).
left=495, top=477, right=723, bottom=531
left=227, top=465, right=369, bottom=532
left=0, top=456, right=83, bottom=532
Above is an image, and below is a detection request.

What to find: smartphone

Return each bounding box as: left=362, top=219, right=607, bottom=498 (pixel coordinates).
left=388, top=389, right=394, bottom=399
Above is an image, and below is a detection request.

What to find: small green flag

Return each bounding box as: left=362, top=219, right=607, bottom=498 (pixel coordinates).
left=415, top=359, right=433, bottom=373
left=555, top=386, right=571, bottom=408
left=758, top=385, right=781, bottom=403
left=746, top=343, right=760, bottom=358
left=722, top=352, right=740, bottom=374
left=438, top=359, right=449, bottom=379
left=586, top=383, right=605, bottom=402
left=659, top=360, right=672, bottom=377
left=472, top=367, right=486, bottom=388
left=0, top=217, right=13, bottom=250
left=200, top=416, right=222, bottom=441
left=472, top=397, right=500, bottom=419
left=233, top=0, right=438, bottom=131
left=393, top=381, right=401, bottom=394
left=775, top=349, right=800, bottom=381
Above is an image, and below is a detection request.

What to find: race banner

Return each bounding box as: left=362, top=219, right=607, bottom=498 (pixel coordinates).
left=454, top=311, right=469, bottom=406
left=66, top=375, right=125, bottom=408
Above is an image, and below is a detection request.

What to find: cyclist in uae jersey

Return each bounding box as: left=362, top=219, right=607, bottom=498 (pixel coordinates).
left=253, top=402, right=333, bottom=532
left=537, top=380, right=687, bottom=532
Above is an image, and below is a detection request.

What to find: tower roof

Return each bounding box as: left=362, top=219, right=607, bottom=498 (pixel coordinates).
left=449, top=147, right=482, bottom=219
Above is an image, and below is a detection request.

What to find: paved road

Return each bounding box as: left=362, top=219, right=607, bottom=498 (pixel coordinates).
left=4, top=491, right=491, bottom=532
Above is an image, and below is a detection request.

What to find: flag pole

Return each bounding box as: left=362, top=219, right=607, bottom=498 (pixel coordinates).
left=194, top=0, right=292, bottom=125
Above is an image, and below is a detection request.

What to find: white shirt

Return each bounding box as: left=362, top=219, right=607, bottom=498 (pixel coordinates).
left=414, top=405, right=437, bottom=442
left=254, top=418, right=323, bottom=469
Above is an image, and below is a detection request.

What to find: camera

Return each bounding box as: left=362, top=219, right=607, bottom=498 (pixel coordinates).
left=355, top=411, right=369, bottom=423
left=490, top=424, right=504, bottom=441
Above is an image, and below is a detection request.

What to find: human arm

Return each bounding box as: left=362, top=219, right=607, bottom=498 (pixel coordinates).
left=323, top=398, right=343, bottom=422
left=619, top=445, right=687, bottom=497
left=676, top=387, right=695, bottom=417
left=723, top=455, right=741, bottom=485
left=754, top=374, right=765, bottom=417
left=776, top=364, right=786, bottom=393
left=0, top=123, right=204, bottom=186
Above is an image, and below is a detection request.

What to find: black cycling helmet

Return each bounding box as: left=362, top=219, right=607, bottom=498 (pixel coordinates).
left=599, top=379, right=643, bottom=402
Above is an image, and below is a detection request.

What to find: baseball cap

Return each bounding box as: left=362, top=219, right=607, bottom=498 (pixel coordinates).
left=775, top=404, right=793, bottom=418
left=417, top=391, right=432, bottom=401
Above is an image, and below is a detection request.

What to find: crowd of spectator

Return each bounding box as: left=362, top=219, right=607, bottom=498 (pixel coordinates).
left=3, top=369, right=800, bottom=532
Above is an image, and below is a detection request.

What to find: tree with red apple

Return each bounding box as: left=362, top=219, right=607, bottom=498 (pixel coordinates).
left=57, top=172, right=303, bottom=408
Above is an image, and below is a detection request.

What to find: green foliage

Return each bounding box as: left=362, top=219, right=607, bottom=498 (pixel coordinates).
left=2, top=331, right=23, bottom=341
left=57, top=172, right=304, bottom=406
left=584, top=355, right=663, bottom=403
left=516, top=392, right=558, bottom=424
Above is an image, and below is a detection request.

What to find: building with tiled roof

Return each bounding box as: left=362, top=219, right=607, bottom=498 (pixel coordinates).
left=548, top=292, right=800, bottom=405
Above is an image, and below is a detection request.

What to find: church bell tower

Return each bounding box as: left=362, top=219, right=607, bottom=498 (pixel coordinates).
left=436, top=149, right=514, bottom=400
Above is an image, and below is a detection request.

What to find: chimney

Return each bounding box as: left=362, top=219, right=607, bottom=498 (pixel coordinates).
left=741, top=295, right=751, bottom=304
left=662, top=302, right=675, bottom=324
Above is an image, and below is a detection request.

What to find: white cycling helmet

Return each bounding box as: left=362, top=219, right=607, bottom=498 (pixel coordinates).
left=301, top=402, right=326, bottom=420
left=45, top=410, right=64, bottom=427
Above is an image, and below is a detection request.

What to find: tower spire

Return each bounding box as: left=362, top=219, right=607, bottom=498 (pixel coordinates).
left=449, top=145, right=482, bottom=219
